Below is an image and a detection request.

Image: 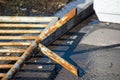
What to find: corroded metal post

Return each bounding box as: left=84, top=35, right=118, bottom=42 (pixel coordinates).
left=0, top=23, right=47, bottom=28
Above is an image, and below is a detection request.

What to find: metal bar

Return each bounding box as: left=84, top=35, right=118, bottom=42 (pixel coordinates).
left=1, top=8, right=77, bottom=80
left=0, top=24, right=47, bottom=28
left=0, top=57, right=20, bottom=61
left=0, top=64, right=13, bottom=69
left=0, top=49, right=25, bottom=53
left=39, top=43, right=78, bottom=76
left=0, top=36, right=38, bottom=40
left=39, top=8, right=76, bottom=41
left=46, top=17, right=59, bottom=28
left=0, top=74, right=5, bottom=77
left=0, top=16, right=56, bottom=22
left=1, top=39, right=39, bottom=80
left=0, top=42, right=31, bottom=46
left=0, top=30, right=42, bottom=34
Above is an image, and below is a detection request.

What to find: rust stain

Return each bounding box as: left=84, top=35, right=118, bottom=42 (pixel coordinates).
left=0, top=57, right=20, bottom=61
left=0, top=49, right=25, bottom=53
left=39, top=43, right=78, bottom=76
left=0, top=42, right=31, bottom=46
left=0, top=36, right=38, bottom=40
left=0, top=30, right=42, bottom=34
left=0, top=24, right=47, bottom=28
left=0, top=16, right=55, bottom=22
left=39, top=8, right=76, bottom=41
left=0, top=64, right=13, bottom=69
left=1, top=39, right=39, bottom=80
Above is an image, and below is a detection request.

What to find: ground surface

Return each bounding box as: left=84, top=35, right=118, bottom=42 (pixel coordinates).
left=0, top=0, right=72, bottom=16
left=51, top=15, right=120, bottom=80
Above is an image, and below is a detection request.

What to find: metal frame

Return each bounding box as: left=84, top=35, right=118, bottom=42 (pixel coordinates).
left=0, top=8, right=78, bottom=80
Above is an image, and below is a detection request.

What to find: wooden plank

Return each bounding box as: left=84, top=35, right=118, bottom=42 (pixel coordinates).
left=0, top=49, right=25, bottom=53
left=0, top=30, right=42, bottom=34
left=0, top=42, right=31, bottom=46
left=0, top=64, right=13, bottom=69
left=0, top=57, right=20, bottom=61
left=0, top=36, right=38, bottom=40
left=0, top=24, right=47, bottom=28
left=0, top=16, right=56, bottom=22
left=39, top=43, right=78, bottom=76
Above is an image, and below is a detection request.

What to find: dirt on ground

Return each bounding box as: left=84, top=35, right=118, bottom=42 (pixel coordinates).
left=0, top=0, right=72, bottom=16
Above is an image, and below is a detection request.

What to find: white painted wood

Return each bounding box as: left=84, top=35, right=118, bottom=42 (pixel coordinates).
left=94, top=0, right=120, bottom=23
left=96, top=13, right=120, bottom=24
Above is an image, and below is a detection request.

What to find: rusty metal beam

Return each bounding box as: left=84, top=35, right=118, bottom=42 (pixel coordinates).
left=0, top=49, right=25, bottom=53
left=0, top=57, right=20, bottom=61
left=0, top=30, right=42, bottom=34
left=0, top=36, right=38, bottom=40
left=0, top=16, right=56, bottom=22
left=39, top=8, right=76, bottom=41
left=0, top=42, right=31, bottom=46
left=39, top=43, right=78, bottom=76
left=0, top=24, right=47, bottom=28
left=0, top=64, right=13, bottom=69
